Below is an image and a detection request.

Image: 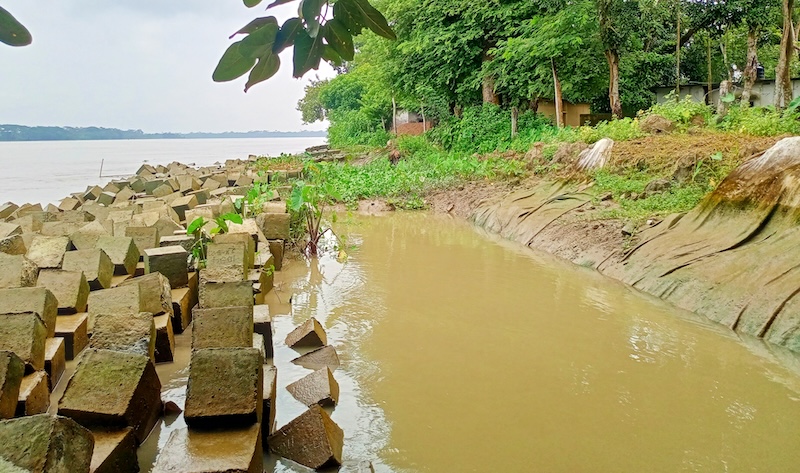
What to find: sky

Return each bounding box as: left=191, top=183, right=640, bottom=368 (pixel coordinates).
left=0, top=0, right=334, bottom=133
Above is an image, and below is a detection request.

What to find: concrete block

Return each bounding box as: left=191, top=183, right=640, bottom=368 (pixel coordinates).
left=170, top=286, right=197, bottom=334
left=186, top=189, right=209, bottom=205
left=69, top=221, right=110, bottom=251
left=0, top=313, right=46, bottom=372
left=44, top=338, right=65, bottom=390
left=192, top=306, right=253, bottom=349
left=249, top=267, right=274, bottom=296
left=119, top=272, right=173, bottom=317
left=184, top=348, right=262, bottom=427
left=206, top=241, right=248, bottom=272
left=253, top=305, right=273, bottom=359
left=36, top=270, right=89, bottom=315
left=0, top=222, right=21, bottom=239
left=54, top=314, right=89, bottom=360
left=58, top=349, right=162, bottom=442
left=0, top=414, right=94, bottom=473
left=214, top=231, right=256, bottom=269
left=41, top=221, right=85, bottom=238
left=176, top=175, right=201, bottom=193
left=125, top=226, right=160, bottom=255
left=267, top=239, right=284, bottom=270
left=90, top=312, right=156, bottom=363
left=114, top=187, right=135, bottom=205
left=159, top=234, right=194, bottom=253
left=170, top=195, right=198, bottom=222
left=256, top=212, right=290, bottom=240
left=198, top=277, right=253, bottom=309
left=15, top=371, right=50, bottom=417
left=62, top=249, right=114, bottom=290
left=0, top=287, right=58, bottom=337
left=87, top=285, right=144, bottom=332
left=263, top=366, right=277, bottom=438
left=285, top=317, right=327, bottom=349
left=84, top=185, right=103, bottom=201
left=89, top=427, right=137, bottom=473
left=153, top=314, right=175, bottom=363
left=0, top=203, right=19, bottom=219
left=143, top=246, right=188, bottom=289
left=286, top=367, right=339, bottom=408
left=26, top=236, right=70, bottom=269
left=0, top=234, right=26, bottom=255
left=261, top=202, right=286, bottom=214
left=151, top=183, right=173, bottom=198
left=95, top=236, right=139, bottom=275
left=0, top=352, right=24, bottom=419
left=268, top=405, right=343, bottom=470
left=152, top=424, right=262, bottom=473
left=0, top=254, right=38, bottom=289
left=291, top=345, right=340, bottom=372
left=97, top=192, right=116, bottom=207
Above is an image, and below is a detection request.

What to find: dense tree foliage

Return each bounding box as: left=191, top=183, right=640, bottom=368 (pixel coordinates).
left=297, top=0, right=800, bottom=145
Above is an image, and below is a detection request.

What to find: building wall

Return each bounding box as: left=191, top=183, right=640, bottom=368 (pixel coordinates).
left=537, top=101, right=592, bottom=127
left=656, top=79, right=800, bottom=107
left=395, top=122, right=434, bottom=136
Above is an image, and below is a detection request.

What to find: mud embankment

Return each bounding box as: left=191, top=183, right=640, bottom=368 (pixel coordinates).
left=470, top=137, right=800, bottom=354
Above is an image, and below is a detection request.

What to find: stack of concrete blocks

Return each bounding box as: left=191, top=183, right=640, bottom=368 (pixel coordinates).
left=0, top=157, right=295, bottom=471
left=153, top=220, right=275, bottom=473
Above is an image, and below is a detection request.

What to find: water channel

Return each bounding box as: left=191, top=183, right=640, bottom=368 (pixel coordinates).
left=81, top=212, right=800, bottom=471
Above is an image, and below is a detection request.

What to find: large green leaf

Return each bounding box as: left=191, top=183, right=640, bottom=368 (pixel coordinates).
left=244, top=0, right=263, bottom=7
left=274, top=17, right=303, bottom=53
left=321, top=45, right=343, bottom=66
left=333, top=0, right=365, bottom=34
left=238, top=20, right=279, bottom=59
left=212, top=42, right=257, bottom=82
left=187, top=217, right=206, bottom=235
left=323, top=19, right=354, bottom=61
left=221, top=213, right=244, bottom=225
left=245, top=53, right=280, bottom=92
left=266, top=0, right=295, bottom=8
left=338, top=0, right=395, bottom=40
left=292, top=31, right=324, bottom=78
left=300, top=0, right=323, bottom=22
left=230, top=16, right=278, bottom=39
left=0, top=6, right=32, bottom=47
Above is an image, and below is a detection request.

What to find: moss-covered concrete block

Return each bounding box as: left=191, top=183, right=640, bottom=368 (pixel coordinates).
left=170, top=285, right=197, bottom=334
left=26, top=236, right=70, bottom=269
left=213, top=232, right=255, bottom=271
left=144, top=246, right=188, bottom=289
left=184, top=348, right=262, bottom=428
left=119, top=272, right=173, bottom=317
left=62, top=249, right=114, bottom=290
left=36, top=270, right=89, bottom=315
left=0, top=414, right=94, bottom=473
left=124, top=226, right=160, bottom=256
left=256, top=212, right=290, bottom=240
left=95, top=236, right=139, bottom=275
left=0, top=254, right=38, bottom=289
left=206, top=241, right=248, bottom=272
left=58, top=349, right=162, bottom=442
left=268, top=405, right=343, bottom=470
left=15, top=371, right=49, bottom=417
left=0, top=313, right=46, bottom=373
left=192, top=306, right=253, bottom=349
left=90, top=312, right=156, bottom=363
left=253, top=305, right=272, bottom=359
left=89, top=427, right=137, bottom=473
left=69, top=221, right=110, bottom=251
left=0, top=351, right=24, bottom=420
left=153, top=314, right=174, bottom=363
left=44, top=338, right=65, bottom=390
left=54, top=314, right=88, bottom=360
left=0, top=287, right=58, bottom=338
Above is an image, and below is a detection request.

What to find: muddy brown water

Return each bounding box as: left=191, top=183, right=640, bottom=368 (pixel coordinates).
left=52, top=212, right=800, bottom=472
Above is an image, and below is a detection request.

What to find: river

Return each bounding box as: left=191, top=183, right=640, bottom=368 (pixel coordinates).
left=0, top=137, right=327, bottom=206
left=134, top=212, right=800, bottom=472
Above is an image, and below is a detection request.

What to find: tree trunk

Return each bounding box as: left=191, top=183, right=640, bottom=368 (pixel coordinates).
left=421, top=104, right=426, bottom=132
left=775, top=0, right=795, bottom=109
left=717, top=80, right=732, bottom=117
left=551, top=59, right=564, bottom=128
left=392, top=96, right=397, bottom=134
left=741, top=27, right=759, bottom=107
left=707, top=36, right=713, bottom=105
left=605, top=49, right=622, bottom=118
left=530, top=97, right=540, bottom=113
left=511, top=106, right=519, bottom=138
left=482, top=52, right=500, bottom=105
left=675, top=6, right=681, bottom=98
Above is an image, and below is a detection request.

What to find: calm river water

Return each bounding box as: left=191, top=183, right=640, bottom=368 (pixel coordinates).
left=0, top=137, right=326, bottom=205
left=132, top=213, right=800, bottom=472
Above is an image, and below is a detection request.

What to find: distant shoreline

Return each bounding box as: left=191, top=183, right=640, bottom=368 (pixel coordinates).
left=0, top=124, right=327, bottom=142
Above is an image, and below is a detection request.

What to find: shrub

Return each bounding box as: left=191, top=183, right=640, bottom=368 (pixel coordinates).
left=647, top=92, right=713, bottom=126
left=716, top=106, right=800, bottom=136
left=327, top=109, right=392, bottom=148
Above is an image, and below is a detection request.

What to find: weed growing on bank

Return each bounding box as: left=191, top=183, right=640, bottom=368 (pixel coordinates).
left=309, top=136, right=525, bottom=208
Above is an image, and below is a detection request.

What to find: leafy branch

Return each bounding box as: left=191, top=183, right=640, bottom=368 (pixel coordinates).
left=213, top=0, right=396, bottom=91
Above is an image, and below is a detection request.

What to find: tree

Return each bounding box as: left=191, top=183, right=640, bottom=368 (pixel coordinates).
left=0, top=5, right=31, bottom=46
left=775, top=0, right=794, bottom=108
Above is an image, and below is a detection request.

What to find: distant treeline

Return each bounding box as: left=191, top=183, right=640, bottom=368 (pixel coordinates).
left=0, top=125, right=327, bottom=142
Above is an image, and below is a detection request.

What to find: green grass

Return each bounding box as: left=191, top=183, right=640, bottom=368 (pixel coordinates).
left=592, top=169, right=711, bottom=222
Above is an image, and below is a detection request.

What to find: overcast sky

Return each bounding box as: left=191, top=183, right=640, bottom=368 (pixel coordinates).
left=0, top=0, right=333, bottom=133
